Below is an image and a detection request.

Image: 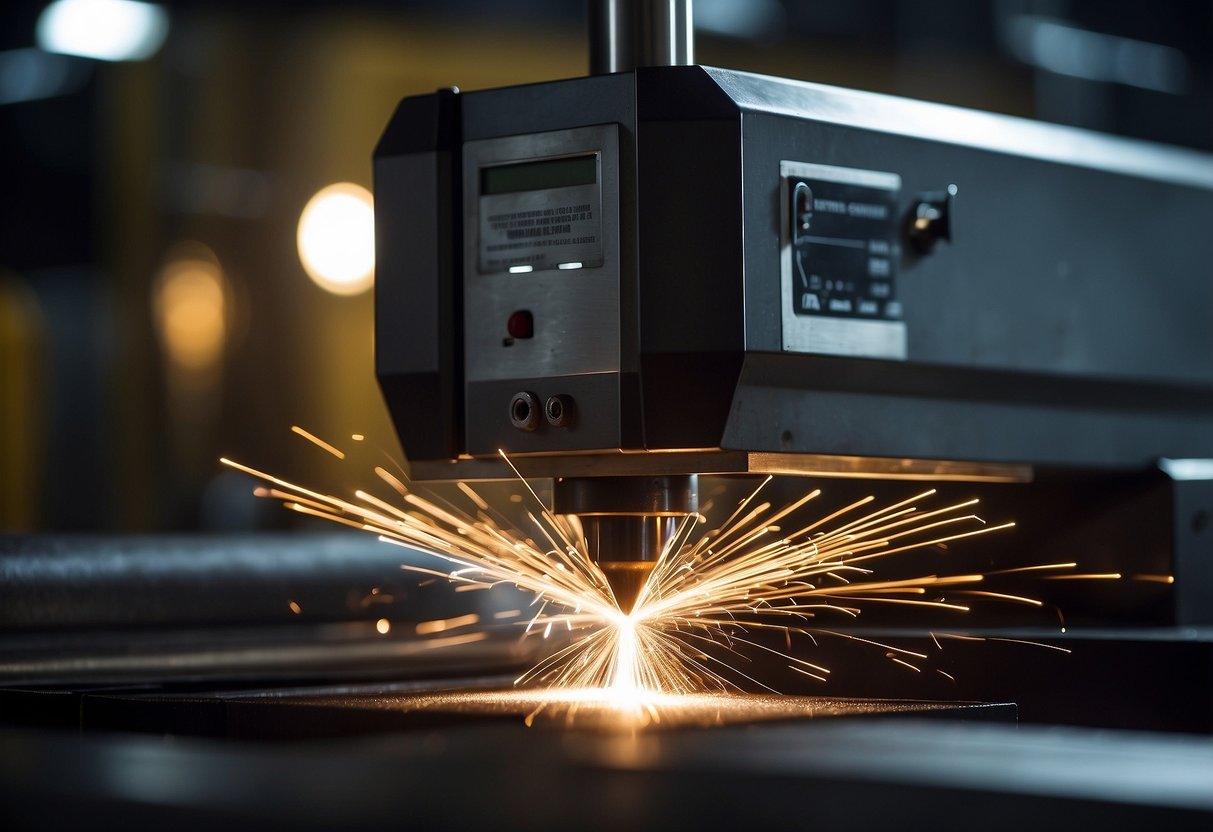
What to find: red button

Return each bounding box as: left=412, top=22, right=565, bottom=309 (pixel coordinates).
left=507, top=310, right=533, bottom=339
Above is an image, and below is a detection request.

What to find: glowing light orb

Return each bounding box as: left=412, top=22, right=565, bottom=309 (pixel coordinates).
left=296, top=183, right=375, bottom=296
left=152, top=252, right=227, bottom=373
left=37, top=0, right=169, bottom=62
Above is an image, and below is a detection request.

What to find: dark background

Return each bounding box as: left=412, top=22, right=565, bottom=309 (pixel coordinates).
left=1, top=0, right=1211, bottom=532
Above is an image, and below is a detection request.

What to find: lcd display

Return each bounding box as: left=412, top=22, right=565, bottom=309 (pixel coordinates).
left=481, top=155, right=597, bottom=196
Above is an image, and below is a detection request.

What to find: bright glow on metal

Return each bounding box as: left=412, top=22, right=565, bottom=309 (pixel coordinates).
left=297, top=183, right=375, bottom=296
left=37, top=0, right=169, bottom=63
left=508, top=265, right=534, bottom=274
left=398, top=688, right=983, bottom=732
left=557, top=262, right=583, bottom=270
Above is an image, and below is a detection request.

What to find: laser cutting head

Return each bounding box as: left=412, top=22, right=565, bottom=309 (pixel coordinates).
left=372, top=36, right=1213, bottom=612
left=553, top=475, right=698, bottom=612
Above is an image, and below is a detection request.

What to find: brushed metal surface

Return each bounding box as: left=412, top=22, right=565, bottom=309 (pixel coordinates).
left=406, top=450, right=1031, bottom=482
left=464, top=125, right=621, bottom=384
left=714, top=67, right=1213, bottom=189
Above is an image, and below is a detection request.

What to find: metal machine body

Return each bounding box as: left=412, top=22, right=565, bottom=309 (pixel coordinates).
left=376, top=66, right=1213, bottom=469
left=373, top=62, right=1213, bottom=602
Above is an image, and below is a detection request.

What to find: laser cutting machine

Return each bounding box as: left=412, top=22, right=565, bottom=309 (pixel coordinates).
left=373, top=0, right=1213, bottom=614
left=3, top=2, right=1213, bottom=827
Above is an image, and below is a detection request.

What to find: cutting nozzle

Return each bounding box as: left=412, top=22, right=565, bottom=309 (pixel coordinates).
left=599, top=560, right=656, bottom=614
left=554, top=475, right=699, bottom=614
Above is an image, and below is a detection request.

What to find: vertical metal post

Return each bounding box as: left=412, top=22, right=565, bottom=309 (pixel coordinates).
left=589, top=0, right=694, bottom=75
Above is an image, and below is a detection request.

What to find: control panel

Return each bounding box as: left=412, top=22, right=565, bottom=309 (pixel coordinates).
left=462, top=125, right=621, bottom=385
left=779, top=161, right=907, bottom=360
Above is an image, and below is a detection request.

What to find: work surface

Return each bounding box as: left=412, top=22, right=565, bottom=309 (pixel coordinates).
left=2, top=703, right=1211, bottom=831
left=2, top=684, right=1212, bottom=830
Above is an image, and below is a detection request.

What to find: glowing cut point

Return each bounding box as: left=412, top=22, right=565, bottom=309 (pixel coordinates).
left=557, top=262, right=583, bottom=270
left=508, top=265, right=533, bottom=274
left=37, top=0, right=169, bottom=62
left=608, top=614, right=641, bottom=696
left=297, top=183, right=375, bottom=296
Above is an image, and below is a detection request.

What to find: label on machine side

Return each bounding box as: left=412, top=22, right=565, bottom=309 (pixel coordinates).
left=479, top=180, right=604, bottom=274
left=780, top=161, right=906, bottom=360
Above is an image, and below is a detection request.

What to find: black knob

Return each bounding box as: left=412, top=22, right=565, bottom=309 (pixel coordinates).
left=509, top=391, right=540, bottom=431
left=792, top=181, right=814, bottom=238
left=544, top=395, right=573, bottom=428
left=908, top=184, right=957, bottom=253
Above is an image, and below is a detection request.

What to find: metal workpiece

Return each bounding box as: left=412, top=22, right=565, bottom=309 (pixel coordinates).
left=0, top=533, right=490, bottom=629
left=3, top=698, right=1213, bottom=830
left=0, top=534, right=533, bottom=686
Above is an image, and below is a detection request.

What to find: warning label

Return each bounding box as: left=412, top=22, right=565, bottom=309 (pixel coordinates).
left=479, top=185, right=603, bottom=273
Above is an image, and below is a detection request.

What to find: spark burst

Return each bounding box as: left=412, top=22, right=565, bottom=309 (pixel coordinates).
left=221, top=428, right=1102, bottom=699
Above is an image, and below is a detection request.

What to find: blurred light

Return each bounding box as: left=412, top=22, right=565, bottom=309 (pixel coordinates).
left=695, top=0, right=784, bottom=38
left=1160, top=459, right=1213, bottom=481
left=1006, top=15, right=1188, bottom=95
left=376, top=618, right=391, bottom=635
left=37, top=0, right=169, bottom=63
left=0, top=48, right=90, bottom=105
left=297, top=183, right=375, bottom=296
left=152, top=249, right=227, bottom=373
left=508, top=265, right=533, bottom=274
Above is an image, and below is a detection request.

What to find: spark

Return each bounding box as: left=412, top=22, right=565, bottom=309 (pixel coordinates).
left=1043, top=573, right=1122, bottom=580
left=223, top=434, right=1101, bottom=703
left=1131, top=574, right=1175, bottom=584
left=290, top=425, right=346, bottom=459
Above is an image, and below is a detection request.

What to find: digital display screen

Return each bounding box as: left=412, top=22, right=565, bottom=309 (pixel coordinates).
left=481, top=155, right=597, bottom=196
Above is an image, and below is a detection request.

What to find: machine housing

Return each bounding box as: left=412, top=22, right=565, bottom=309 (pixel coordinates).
left=374, top=66, right=1213, bottom=483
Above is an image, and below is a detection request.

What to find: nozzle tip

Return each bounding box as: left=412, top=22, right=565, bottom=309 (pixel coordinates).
left=600, top=561, right=655, bottom=614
